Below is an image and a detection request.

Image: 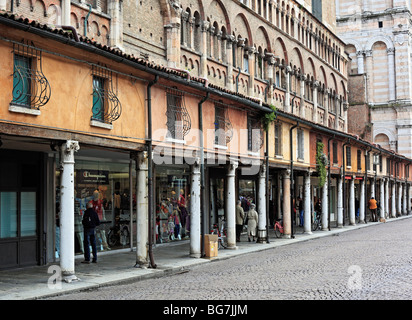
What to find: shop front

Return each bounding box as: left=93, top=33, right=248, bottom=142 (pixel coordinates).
left=55, top=149, right=136, bottom=258
left=155, top=165, right=191, bottom=243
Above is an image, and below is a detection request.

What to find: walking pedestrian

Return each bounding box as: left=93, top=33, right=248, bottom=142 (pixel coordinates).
left=247, top=204, right=258, bottom=242
left=82, top=202, right=100, bottom=263
left=368, top=197, right=378, bottom=222
left=236, top=200, right=245, bottom=242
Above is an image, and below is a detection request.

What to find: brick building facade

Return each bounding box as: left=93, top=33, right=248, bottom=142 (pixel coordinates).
left=336, top=0, right=412, bottom=157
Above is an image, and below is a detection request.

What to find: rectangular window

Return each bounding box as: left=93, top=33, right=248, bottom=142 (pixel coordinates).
left=12, top=54, right=32, bottom=107
left=0, top=192, right=18, bottom=239
left=248, top=115, right=262, bottom=152
left=20, top=192, right=37, bottom=237
left=10, top=41, right=51, bottom=111
left=357, top=150, right=362, bottom=171
left=92, top=75, right=106, bottom=122
left=275, top=123, right=282, bottom=156
left=297, top=129, right=304, bottom=160
left=215, top=105, right=226, bottom=146
left=366, top=153, right=370, bottom=171
left=91, top=65, right=122, bottom=125
left=379, top=155, right=383, bottom=173
left=346, top=146, right=351, bottom=167
left=332, top=141, right=338, bottom=164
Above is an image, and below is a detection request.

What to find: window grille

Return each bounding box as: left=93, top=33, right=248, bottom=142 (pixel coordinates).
left=11, top=41, right=51, bottom=110
left=214, top=101, right=233, bottom=146
left=248, top=115, right=263, bottom=152
left=165, top=87, right=191, bottom=140
left=91, top=65, right=122, bottom=124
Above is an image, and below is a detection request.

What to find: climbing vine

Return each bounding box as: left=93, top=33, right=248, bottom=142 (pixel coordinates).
left=262, top=104, right=277, bottom=132
left=316, top=141, right=328, bottom=188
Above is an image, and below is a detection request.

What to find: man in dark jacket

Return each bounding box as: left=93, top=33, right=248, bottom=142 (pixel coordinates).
left=82, top=202, right=100, bottom=263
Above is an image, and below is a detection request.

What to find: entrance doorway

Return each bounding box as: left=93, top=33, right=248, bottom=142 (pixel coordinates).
left=0, top=150, right=41, bottom=269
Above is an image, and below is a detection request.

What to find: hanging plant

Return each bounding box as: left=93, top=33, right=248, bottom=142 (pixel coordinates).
left=316, top=141, right=328, bottom=188
left=261, top=104, right=277, bottom=132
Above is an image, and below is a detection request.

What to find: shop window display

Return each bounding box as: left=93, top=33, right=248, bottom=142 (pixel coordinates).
left=55, top=158, right=135, bottom=257
left=155, top=167, right=191, bottom=243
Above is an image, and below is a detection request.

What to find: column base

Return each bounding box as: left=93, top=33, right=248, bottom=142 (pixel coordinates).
left=257, top=229, right=267, bottom=243
left=226, top=245, right=238, bottom=250
left=303, top=231, right=313, bottom=235
left=62, top=274, right=79, bottom=283
left=190, top=253, right=201, bottom=259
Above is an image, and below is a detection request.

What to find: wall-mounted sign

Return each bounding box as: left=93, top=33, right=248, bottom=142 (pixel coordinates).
left=77, top=169, right=109, bottom=184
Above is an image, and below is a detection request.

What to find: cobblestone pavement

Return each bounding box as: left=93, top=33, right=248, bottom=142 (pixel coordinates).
left=47, top=218, right=412, bottom=300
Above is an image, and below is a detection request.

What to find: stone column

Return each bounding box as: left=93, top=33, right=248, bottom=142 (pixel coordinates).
left=62, top=0, right=71, bottom=26
left=247, top=46, right=256, bottom=96
left=300, top=74, right=306, bottom=117
left=391, top=181, right=396, bottom=218
left=359, top=178, right=365, bottom=223
left=403, top=182, right=407, bottom=215
left=337, top=174, right=343, bottom=227
left=282, top=170, right=292, bottom=238
left=398, top=182, right=402, bottom=216
left=313, top=81, right=319, bottom=123
left=0, top=0, right=6, bottom=10
left=59, top=140, right=80, bottom=282
left=356, top=51, right=365, bottom=74
left=108, top=0, right=123, bottom=49
left=226, top=161, right=238, bottom=249
left=226, top=35, right=235, bottom=91
left=387, top=48, right=396, bottom=102
left=303, top=171, right=312, bottom=234
left=321, top=172, right=328, bottom=231
left=365, top=50, right=374, bottom=103
left=257, top=165, right=267, bottom=243
left=349, top=177, right=356, bottom=225
left=385, top=178, right=389, bottom=218
left=284, top=66, right=291, bottom=112
left=200, top=21, right=210, bottom=78
left=380, top=178, right=385, bottom=219
left=190, top=160, right=201, bottom=258
left=135, top=151, right=149, bottom=268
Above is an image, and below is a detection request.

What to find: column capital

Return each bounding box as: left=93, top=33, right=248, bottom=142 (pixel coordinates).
left=137, top=151, right=148, bottom=171
left=60, top=140, right=80, bottom=164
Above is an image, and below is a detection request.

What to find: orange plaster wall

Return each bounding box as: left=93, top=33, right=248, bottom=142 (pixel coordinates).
left=0, top=41, right=146, bottom=143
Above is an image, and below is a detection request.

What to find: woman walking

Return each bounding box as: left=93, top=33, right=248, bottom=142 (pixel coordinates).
left=247, top=204, right=259, bottom=242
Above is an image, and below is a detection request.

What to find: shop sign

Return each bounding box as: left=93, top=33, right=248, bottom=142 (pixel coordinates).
left=77, top=169, right=109, bottom=184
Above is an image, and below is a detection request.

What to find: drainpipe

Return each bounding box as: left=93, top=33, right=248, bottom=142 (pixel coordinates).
left=61, top=26, right=79, bottom=42
left=290, top=122, right=299, bottom=239
left=327, top=135, right=334, bottom=231
left=147, top=75, right=158, bottom=269
left=342, top=139, right=350, bottom=226
left=198, top=92, right=209, bottom=257
left=84, top=4, right=92, bottom=37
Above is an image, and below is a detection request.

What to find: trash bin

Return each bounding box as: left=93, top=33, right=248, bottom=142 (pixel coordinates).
left=204, top=234, right=218, bottom=258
